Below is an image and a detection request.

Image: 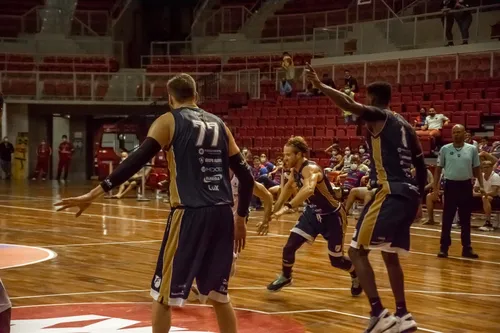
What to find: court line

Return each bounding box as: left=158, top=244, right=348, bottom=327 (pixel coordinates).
left=11, top=287, right=500, bottom=300
left=0, top=244, right=57, bottom=270
left=1, top=193, right=498, bottom=240
left=11, top=301, right=444, bottom=333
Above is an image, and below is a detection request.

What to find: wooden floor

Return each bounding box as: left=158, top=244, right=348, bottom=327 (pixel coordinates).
left=1, top=181, right=499, bottom=333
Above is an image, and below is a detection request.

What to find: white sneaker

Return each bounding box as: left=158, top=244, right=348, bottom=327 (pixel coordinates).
left=396, top=313, right=418, bottom=333
left=364, top=309, right=398, bottom=333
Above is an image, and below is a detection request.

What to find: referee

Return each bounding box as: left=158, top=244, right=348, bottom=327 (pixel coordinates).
left=432, top=124, right=483, bottom=259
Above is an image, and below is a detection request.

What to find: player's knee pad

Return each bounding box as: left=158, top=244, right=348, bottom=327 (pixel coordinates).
left=329, top=255, right=352, bottom=270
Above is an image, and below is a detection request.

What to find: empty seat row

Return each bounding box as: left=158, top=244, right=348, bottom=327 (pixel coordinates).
left=1, top=78, right=109, bottom=99
left=234, top=125, right=357, bottom=138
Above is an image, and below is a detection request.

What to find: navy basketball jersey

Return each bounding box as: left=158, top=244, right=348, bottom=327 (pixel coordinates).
left=294, top=160, right=340, bottom=214
left=366, top=109, right=418, bottom=191
left=167, top=107, right=233, bottom=208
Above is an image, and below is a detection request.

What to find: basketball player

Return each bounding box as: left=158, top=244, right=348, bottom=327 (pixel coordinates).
left=0, top=94, right=11, bottom=333
left=306, top=64, right=426, bottom=333
left=54, top=73, right=254, bottom=333
left=267, top=136, right=362, bottom=296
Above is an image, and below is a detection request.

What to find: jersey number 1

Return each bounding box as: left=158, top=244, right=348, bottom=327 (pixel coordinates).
left=192, top=120, right=219, bottom=147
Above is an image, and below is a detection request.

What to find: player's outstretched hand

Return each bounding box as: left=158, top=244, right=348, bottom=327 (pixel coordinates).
left=304, top=63, right=321, bottom=88
left=234, top=214, right=247, bottom=253
left=54, top=192, right=94, bottom=217
left=256, top=220, right=269, bottom=236
left=271, top=205, right=290, bottom=220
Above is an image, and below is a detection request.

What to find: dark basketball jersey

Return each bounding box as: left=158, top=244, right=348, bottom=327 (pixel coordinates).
left=167, top=107, right=233, bottom=208
left=365, top=109, right=418, bottom=193
left=294, top=160, right=341, bottom=214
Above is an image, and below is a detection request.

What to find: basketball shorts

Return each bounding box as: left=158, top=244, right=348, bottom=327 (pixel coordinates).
left=150, top=205, right=234, bottom=307
left=291, top=205, right=347, bottom=258
left=0, top=279, right=11, bottom=313
left=351, top=183, right=419, bottom=253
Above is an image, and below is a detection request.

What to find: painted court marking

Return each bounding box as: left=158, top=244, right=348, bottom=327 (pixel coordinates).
left=11, top=301, right=443, bottom=333
left=0, top=244, right=57, bottom=270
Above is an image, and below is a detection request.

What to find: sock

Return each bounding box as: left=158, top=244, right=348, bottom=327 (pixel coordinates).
left=349, top=271, right=357, bottom=279
left=282, top=266, right=292, bottom=279
left=369, top=297, right=384, bottom=317
left=395, top=301, right=408, bottom=317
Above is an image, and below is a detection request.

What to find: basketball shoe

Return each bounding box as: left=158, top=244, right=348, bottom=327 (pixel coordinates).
left=267, top=274, right=292, bottom=292
left=350, top=276, right=363, bottom=296
left=395, top=313, right=418, bottom=333
left=364, top=308, right=398, bottom=333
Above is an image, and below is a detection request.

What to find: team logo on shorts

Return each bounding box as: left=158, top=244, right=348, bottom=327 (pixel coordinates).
left=335, top=245, right=341, bottom=252
left=12, top=303, right=304, bottom=332
left=153, top=275, right=162, bottom=288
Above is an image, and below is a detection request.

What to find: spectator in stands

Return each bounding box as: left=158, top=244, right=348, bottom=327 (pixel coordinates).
left=344, top=183, right=376, bottom=216
left=441, top=0, right=456, bottom=46
left=341, top=86, right=356, bottom=124
left=465, top=131, right=478, bottom=149
left=413, top=107, right=427, bottom=128
left=268, top=156, right=284, bottom=185
left=324, top=144, right=343, bottom=172
left=454, top=0, right=472, bottom=45
left=491, top=141, right=500, bottom=159
left=241, top=147, right=252, bottom=162
left=341, top=147, right=354, bottom=171
left=479, top=151, right=500, bottom=174
left=32, top=139, right=52, bottom=181
left=259, top=153, right=275, bottom=173
left=415, top=107, right=449, bottom=139
left=478, top=137, right=491, bottom=152
left=57, top=135, right=74, bottom=181
left=340, top=156, right=366, bottom=192
left=357, top=144, right=370, bottom=163
left=473, top=161, right=500, bottom=231
left=0, top=137, right=14, bottom=180
left=281, top=52, right=295, bottom=82
left=279, top=77, right=293, bottom=97
left=252, top=156, right=268, bottom=179
left=344, top=70, right=358, bottom=93
left=432, top=124, right=483, bottom=258
left=321, top=73, right=335, bottom=88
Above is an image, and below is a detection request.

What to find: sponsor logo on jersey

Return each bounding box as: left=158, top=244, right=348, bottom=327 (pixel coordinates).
left=203, top=158, right=222, bottom=163
left=201, top=166, right=223, bottom=173
left=203, top=174, right=223, bottom=183
left=208, top=185, right=220, bottom=191
left=12, top=303, right=304, bottom=333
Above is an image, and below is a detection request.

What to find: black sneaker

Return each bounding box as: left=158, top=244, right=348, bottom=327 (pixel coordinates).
left=267, top=274, right=292, bottom=292
left=351, top=276, right=363, bottom=296
left=437, top=249, right=448, bottom=258
left=462, top=247, right=479, bottom=259
left=479, top=222, right=494, bottom=232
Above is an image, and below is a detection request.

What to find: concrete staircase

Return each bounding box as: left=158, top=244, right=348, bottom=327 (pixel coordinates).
left=40, top=0, right=77, bottom=35
left=105, top=68, right=145, bottom=101
left=240, top=0, right=291, bottom=40
left=191, top=0, right=220, bottom=37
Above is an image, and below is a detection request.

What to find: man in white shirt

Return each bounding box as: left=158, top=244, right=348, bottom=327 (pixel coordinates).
left=0, top=279, right=11, bottom=333
left=474, top=161, right=500, bottom=231
left=416, top=108, right=449, bottom=139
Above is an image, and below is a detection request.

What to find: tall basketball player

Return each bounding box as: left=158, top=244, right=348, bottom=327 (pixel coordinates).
left=267, top=136, right=362, bottom=296
left=55, top=74, right=254, bottom=333
left=306, top=64, right=426, bottom=333
left=0, top=94, right=12, bottom=333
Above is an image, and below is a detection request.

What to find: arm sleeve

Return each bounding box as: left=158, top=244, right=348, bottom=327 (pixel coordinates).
left=409, top=130, right=427, bottom=195
left=358, top=105, right=389, bottom=122
left=100, top=137, right=161, bottom=192
left=229, top=152, right=254, bottom=217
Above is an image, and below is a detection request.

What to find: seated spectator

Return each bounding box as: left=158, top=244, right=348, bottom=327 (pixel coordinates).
left=268, top=156, right=283, bottom=184
left=340, top=156, right=366, bottom=193
left=413, top=107, right=427, bottom=128
left=478, top=137, right=491, bottom=153
left=415, top=108, right=449, bottom=139
left=281, top=52, right=295, bottom=82
left=344, top=183, right=376, bottom=215
left=490, top=141, right=500, bottom=159
left=321, top=73, right=335, bottom=89
left=465, top=131, right=478, bottom=149
left=279, top=78, right=293, bottom=97
left=357, top=157, right=371, bottom=173
left=252, top=156, right=268, bottom=179
left=260, top=153, right=276, bottom=173
left=341, top=147, right=354, bottom=172
left=357, top=144, right=370, bottom=163
left=324, top=144, right=343, bottom=172
left=473, top=161, right=500, bottom=231
left=479, top=151, right=500, bottom=174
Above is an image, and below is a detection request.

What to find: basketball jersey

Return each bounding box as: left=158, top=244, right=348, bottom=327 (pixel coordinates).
left=366, top=109, right=418, bottom=194
left=294, top=160, right=340, bottom=214
left=167, top=107, right=232, bottom=208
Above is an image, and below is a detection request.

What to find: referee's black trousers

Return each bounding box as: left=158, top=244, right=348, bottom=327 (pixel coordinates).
left=440, top=180, right=473, bottom=250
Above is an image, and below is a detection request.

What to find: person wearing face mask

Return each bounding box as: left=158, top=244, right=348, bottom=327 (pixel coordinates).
left=340, top=156, right=366, bottom=195
left=342, top=148, right=353, bottom=172
left=325, top=144, right=344, bottom=172
left=32, top=139, right=52, bottom=180
left=0, top=136, right=14, bottom=180
left=464, top=131, right=478, bottom=150
left=260, top=154, right=276, bottom=173
left=57, top=135, right=75, bottom=181
left=414, top=108, right=427, bottom=129
left=358, top=145, right=370, bottom=162
left=415, top=108, right=449, bottom=139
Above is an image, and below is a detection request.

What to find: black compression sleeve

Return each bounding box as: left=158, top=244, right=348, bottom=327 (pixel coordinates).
left=100, top=137, right=162, bottom=192
left=229, top=152, right=254, bottom=217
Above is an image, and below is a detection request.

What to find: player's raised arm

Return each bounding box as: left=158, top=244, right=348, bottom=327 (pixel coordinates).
left=54, top=113, right=173, bottom=216
left=253, top=181, right=273, bottom=235
left=304, top=64, right=386, bottom=121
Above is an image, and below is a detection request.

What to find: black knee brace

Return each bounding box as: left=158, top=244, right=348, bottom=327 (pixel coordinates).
left=329, top=255, right=354, bottom=271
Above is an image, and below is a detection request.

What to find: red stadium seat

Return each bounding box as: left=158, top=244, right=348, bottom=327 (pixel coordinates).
left=450, top=111, right=465, bottom=125
left=315, top=127, right=326, bottom=137
left=419, top=136, right=432, bottom=155
left=485, top=87, right=500, bottom=99
left=454, top=89, right=468, bottom=100
left=423, top=83, right=434, bottom=93
left=433, top=101, right=445, bottom=113
left=469, top=88, right=483, bottom=99
left=406, top=101, right=419, bottom=113
left=430, top=91, right=442, bottom=101
left=445, top=100, right=460, bottom=112
left=490, top=99, right=500, bottom=116
left=443, top=90, right=455, bottom=101
left=475, top=99, right=490, bottom=115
